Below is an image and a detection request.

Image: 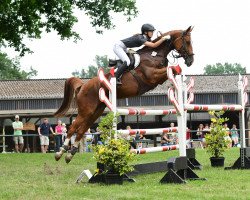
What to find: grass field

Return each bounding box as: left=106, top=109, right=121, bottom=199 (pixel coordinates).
left=0, top=148, right=250, bottom=200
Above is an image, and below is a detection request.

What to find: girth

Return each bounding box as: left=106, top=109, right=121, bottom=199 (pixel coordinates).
left=129, top=70, right=154, bottom=96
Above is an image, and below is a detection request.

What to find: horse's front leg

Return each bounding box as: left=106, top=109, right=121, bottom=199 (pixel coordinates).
left=153, top=65, right=182, bottom=84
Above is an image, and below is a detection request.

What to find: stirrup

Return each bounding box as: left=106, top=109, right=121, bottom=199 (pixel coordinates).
left=116, top=78, right=122, bottom=85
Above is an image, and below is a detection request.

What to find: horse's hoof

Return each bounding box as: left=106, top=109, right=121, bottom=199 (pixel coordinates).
left=65, top=154, right=73, bottom=164
left=55, top=152, right=62, bottom=161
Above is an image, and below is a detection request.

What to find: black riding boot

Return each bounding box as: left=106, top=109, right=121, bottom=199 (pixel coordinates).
left=115, top=61, right=127, bottom=85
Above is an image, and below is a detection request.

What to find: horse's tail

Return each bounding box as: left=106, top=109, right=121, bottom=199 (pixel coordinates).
left=54, top=77, right=84, bottom=117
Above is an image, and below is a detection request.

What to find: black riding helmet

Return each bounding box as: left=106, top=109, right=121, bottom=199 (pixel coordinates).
left=141, top=23, right=155, bottom=34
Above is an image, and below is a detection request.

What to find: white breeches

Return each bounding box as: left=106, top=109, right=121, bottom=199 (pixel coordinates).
left=113, top=41, right=131, bottom=66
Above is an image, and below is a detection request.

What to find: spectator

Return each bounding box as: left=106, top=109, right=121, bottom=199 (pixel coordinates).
left=223, top=123, right=232, bottom=148
left=62, top=123, right=67, bottom=143
left=70, top=120, right=77, bottom=149
left=137, top=132, right=145, bottom=149
left=202, top=123, right=210, bottom=147
left=161, top=123, right=177, bottom=146
left=92, top=127, right=103, bottom=145
left=231, top=124, right=239, bottom=147
left=12, top=115, right=24, bottom=153
left=186, top=128, right=191, bottom=148
left=54, top=120, right=63, bottom=152
left=85, top=128, right=93, bottom=152
left=38, top=118, right=54, bottom=153
left=196, top=124, right=204, bottom=140
left=126, top=125, right=136, bottom=149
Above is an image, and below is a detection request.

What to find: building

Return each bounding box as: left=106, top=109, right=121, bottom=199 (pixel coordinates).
left=0, top=74, right=249, bottom=151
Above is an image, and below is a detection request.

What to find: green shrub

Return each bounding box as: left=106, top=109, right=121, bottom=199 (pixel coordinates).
left=205, top=111, right=230, bottom=158
left=92, top=112, right=135, bottom=175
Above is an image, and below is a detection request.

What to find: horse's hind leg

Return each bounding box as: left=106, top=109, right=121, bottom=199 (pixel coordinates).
left=55, top=115, right=84, bottom=161
left=65, top=123, right=87, bottom=163
left=65, top=103, right=106, bottom=163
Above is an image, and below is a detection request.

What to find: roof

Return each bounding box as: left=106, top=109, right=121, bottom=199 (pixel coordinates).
left=0, top=74, right=249, bottom=100
left=146, top=74, right=250, bottom=95
left=0, top=78, right=87, bottom=100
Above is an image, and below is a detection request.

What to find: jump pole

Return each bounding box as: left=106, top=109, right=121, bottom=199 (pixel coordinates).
left=131, top=145, right=179, bottom=154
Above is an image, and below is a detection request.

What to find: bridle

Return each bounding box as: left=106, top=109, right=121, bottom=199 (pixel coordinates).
left=170, top=31, right=194, bottom=64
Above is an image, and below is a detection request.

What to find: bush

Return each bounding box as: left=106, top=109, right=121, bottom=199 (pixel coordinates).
left=205, top=111, right=230, bottom=158
left=92, top=112, right=135, bottom=175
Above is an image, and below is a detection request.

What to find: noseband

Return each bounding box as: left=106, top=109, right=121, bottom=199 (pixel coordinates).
left=171, top=31, right=194, bottom=63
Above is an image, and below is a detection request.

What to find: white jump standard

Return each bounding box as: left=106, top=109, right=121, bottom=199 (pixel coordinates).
left=96, top=65, right=204, bottom=183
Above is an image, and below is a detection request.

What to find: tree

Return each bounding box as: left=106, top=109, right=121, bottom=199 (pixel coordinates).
left=0, top=52, right=37, bottom=80
left=204, top=63, right=246, bottom=75
left=0, top=0, right=138, bottom=56
left=72, top=55, right=110, bottom=78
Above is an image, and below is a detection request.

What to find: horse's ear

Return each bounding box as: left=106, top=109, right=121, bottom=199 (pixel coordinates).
left=186, top=26, right=194, bottom=34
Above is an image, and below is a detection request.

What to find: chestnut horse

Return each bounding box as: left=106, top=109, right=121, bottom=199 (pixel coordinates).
left=54, top=26, right=194, bottom=163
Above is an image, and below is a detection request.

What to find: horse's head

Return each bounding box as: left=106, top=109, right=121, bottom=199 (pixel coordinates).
left=168, top=26, right=194, bottom=67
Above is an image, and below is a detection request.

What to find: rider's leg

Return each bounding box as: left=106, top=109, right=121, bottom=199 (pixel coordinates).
left=113, top=41, right=130, bottom=84
left=115, top=61, right=127, bottom=84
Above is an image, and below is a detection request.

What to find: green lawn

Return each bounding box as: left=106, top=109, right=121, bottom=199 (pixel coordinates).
left=0, top=148, right=250, bottom=200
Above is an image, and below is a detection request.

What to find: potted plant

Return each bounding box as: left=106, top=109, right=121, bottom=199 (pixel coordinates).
left=92, top=112, right=135, bottom=184
left=205, top=111, right=230, bottom=167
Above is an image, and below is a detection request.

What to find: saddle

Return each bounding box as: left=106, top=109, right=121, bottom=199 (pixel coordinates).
left=109, top=50, right=140, bottom=71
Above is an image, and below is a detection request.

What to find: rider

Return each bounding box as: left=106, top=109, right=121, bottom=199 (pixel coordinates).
left=113, top=23, right=170, bottom=84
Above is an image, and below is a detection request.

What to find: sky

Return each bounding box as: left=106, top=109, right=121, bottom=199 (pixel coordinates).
left=4, top=0, right=250, bottom=78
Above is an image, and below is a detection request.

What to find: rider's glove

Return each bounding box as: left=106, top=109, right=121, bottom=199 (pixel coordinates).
left=162, top=35, right=171, bottom=40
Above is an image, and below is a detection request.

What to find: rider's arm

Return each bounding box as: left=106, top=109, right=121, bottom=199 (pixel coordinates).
left=143, top=37, right=166, bottom=48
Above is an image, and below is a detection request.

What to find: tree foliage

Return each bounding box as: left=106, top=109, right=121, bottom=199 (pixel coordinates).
left=72, top=55, right=110, bottom=78
left=204, top=63, right=246, bottom=75
left=0, top=52, right=37, bottom=80
left=0, top=0, right=138, bottom=56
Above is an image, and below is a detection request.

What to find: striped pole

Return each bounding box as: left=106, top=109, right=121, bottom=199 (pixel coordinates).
left=184, top=104, right=243, bottom=111
left=131, top=145, right=179, bottom=154
left=117, top=127, right=178, bottom=136
left=117, top=108, right=177, bottom=116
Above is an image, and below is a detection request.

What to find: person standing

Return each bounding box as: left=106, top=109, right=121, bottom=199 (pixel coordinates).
left=61, top=123, right=67, bottom=143
left=70, top=120, right=77, bottom=149
left=38, top=118, right=54, bottom=153
left=54, top=120, right=63, bottom=152
left=85, top=129, right=93, bottom=152
left=223, top=123, right=232, bottom=148
left=12, top=115, right=24, bottom=153
left=231, top=124, right=239, bottom=147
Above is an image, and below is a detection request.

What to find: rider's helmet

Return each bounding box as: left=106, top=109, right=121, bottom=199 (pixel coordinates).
left=141, top=23, right=155, bottom=34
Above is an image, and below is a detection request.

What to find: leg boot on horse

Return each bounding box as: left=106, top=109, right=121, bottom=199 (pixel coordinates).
left=65, top=140, right=80, bottom=163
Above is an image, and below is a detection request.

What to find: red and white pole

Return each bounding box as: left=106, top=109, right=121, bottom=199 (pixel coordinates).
left=131, top=145, right=179, bottom=154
